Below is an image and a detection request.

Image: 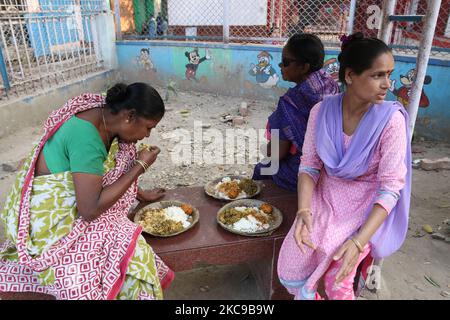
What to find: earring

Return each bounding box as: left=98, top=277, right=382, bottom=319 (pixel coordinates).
left=126, top=119, right=130, bottom=123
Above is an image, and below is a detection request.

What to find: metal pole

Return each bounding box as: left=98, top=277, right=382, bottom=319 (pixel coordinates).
left=113, top=0, right=122, bottom=40
left=270, top=0, right=275, bottom=29
left=378, top=0, right=397, bottom=44
left=90, top=15, right=102, bottom=67
left=223, top=0, right=230, bottom=43
left=0, top=22, right=15, bottom=79
left=0, top=44, right=10, bottom=92
left=347, top=0, right=357, bottom=34
left=8, top=19, right=25, bottom=80
left=408, top=0, right=420, bottom=28
left=406, top=0, right=441, bottom=140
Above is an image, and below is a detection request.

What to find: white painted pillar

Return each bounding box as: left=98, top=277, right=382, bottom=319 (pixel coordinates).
left=113, top=0, right=122, bottom=40
left=95, top=12, right=118, bottom=70
left=223, top=0, right=230, bottom=43
left=378, top=0, right=397, bottom=44
left=347, top=0, right=357, bottom=34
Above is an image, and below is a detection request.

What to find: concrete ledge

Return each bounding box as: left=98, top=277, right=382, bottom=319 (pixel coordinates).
left=0, top=69, right=119, bottom=138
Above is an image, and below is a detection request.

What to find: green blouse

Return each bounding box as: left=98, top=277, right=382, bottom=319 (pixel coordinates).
left=43, top=116, right=107, bottom=176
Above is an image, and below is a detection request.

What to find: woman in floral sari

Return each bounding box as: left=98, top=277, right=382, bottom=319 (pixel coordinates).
left=0, top=83, right=174, bottom=300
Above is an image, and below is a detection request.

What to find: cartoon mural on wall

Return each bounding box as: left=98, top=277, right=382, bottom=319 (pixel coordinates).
left=136, top=48, right=156, bottom=72
left=248, top=51, right=279, bottom=88
left=323, top=57, right=340, bottom=83
left=185, top=48, right=211, bottom=81
left=389, top=68, right=432, bottom=108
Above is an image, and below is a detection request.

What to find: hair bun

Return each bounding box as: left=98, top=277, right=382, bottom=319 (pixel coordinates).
left=106, top=83, right=128, bottom=104
left=340, top=32, right=364, bottom=51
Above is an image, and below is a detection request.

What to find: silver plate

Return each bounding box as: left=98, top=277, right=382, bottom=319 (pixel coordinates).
left=134, top=200, right=199, bottom=237
left=217, top=199, right=283, bottom=237
left=204, top=175, right=262, bottom=201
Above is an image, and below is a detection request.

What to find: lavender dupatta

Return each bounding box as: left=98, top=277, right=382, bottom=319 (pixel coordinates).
left=316, top=93, right=412, bottom=258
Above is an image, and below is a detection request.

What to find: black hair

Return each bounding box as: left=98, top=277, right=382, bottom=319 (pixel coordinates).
left=105, top=82, right=165, bottom=119
left=140, top=48, right=149, bottom=54
left=338, top=32, right=392, bottom=85
left=285, top=33, right=325, bottom=73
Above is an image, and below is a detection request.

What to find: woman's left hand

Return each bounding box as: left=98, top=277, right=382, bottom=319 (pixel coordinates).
left=332, top=240, right=361, bottom=284
left=137, top=188, right=166, bottom=202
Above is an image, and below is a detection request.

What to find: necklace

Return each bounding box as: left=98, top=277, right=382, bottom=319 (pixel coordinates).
left=101, top=107, right=111, bottom=145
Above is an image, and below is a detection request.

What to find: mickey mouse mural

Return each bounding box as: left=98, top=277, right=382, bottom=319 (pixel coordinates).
left=389, top=68, right=432, bottom=108
left=185, top=48, right=211, bottom=81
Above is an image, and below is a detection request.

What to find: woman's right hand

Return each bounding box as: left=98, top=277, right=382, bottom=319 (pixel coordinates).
left=294, top=210, right=316, bottom=253
left=137, top=146, right=161, bottom=168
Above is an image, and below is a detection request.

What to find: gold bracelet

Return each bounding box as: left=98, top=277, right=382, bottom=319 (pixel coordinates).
left=135, top=160, right=146, bottom=172
left=135, top=160, right=148, bottom=172
left=142, top=161, right=149, bottom=171
left=141, top=160, right=150, bottom=171
left=350, top=238, right=364, bottom=253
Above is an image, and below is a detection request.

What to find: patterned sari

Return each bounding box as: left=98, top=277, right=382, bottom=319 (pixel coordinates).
left=0, top=93, right=174, bottom=300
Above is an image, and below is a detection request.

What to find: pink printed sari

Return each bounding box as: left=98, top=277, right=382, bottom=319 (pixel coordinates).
left=0, top=93, right=173, bottom=299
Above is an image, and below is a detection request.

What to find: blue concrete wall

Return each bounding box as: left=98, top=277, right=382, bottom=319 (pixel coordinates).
left=116, top=41, right=450, bottom=142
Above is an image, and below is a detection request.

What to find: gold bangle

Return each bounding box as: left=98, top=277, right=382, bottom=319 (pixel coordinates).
left=135, top=160, right=146, bottom=172
left=143, top=162, right=149, bottom=171
left=135, top=160, right=148, bottom=172
left=350, top=238, right=364, bottom=253
left=141, top=160, right=149, bottom=171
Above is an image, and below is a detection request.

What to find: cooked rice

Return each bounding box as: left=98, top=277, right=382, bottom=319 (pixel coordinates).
left=139, top=206, right=192, bottom=235
left=233, top=214, right=270, bottom=232
left=219, top=205, right=272, bottom=233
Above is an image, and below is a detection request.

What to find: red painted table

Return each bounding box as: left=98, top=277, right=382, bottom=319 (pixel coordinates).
left=130, top=180, right=297, bottom=300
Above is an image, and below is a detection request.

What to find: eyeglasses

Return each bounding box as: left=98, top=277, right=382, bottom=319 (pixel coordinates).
left=279, top=57, right=298, bottom=68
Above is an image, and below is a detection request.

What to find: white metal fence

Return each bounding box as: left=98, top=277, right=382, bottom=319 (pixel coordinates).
left=0, top=0, right=107, bottom=101
left=118, top=0, right=350, bottom=45
left=117, top=0, right=450, bottom=58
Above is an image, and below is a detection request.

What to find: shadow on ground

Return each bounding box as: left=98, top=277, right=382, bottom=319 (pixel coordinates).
left=164, top=264, right=264, bottom=300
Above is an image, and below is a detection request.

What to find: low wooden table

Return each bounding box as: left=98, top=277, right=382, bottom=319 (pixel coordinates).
left=129, top=180, right=297, bottom=300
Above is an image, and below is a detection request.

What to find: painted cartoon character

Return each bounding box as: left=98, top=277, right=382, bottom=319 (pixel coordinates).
left=137, top=48, right=156, bottom=72
left=390, top=68, right=432, bottom=108
left=185, top=48, right=211, bottom=81
left=323, top=57, right=340, bottom=82
left=249, top=51, right=279, bottom=88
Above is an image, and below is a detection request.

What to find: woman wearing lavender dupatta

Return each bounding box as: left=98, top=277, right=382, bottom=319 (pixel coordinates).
left=277, top=33, right=412, bottom=300
left=252, top=34, right=339, bottom=192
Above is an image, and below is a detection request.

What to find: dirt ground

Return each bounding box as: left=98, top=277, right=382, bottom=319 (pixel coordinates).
left=0, top=89, right=449, bottom=300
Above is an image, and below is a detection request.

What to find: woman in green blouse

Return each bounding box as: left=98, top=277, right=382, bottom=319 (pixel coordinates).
left=0, top=83, right=174, bottom=300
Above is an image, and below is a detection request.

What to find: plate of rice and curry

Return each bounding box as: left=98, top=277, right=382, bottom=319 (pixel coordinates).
left=217, top=199, right=283, bottom=237
left=134, top=201, right=199, bottom=237
left=204, top=176, right=262, bottom=201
